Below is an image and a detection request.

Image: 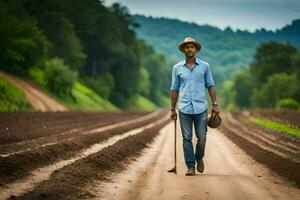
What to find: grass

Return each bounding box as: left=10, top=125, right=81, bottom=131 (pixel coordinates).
left=125, top=94, right=157, bottom=111
left=26, top=79, right=120, bottom=111
left=251, top=117, right=300, bottom=137
left=0, top=72, right=156, bottom=112
left=61, top=81, right=120, bottom=111
left=0, top=77, right=34, bottom=111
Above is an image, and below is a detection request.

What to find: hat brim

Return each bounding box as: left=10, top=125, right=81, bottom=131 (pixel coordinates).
left=178, top=41, right=201, bottom=53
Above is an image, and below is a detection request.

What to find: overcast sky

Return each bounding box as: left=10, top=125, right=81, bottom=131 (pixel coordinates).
left=104, top=0, right=300, bottom=32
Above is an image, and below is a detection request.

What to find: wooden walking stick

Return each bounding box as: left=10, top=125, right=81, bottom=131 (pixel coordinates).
left=168, top=118, right=177, bottom=174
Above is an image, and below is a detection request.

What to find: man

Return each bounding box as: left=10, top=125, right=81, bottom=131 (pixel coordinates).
left=170, top=37, right=220, bottom=176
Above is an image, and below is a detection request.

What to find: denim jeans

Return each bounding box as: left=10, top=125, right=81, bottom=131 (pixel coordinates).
left=179, top=110, right=208, bottom=168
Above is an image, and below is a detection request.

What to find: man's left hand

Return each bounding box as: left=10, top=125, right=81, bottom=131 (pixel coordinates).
left=212, top=105, right=220, bottom=114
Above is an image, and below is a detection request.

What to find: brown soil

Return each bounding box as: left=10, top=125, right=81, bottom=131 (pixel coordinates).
left=0, top=110, right=167, bottom=184
left=9, top=116, right=170, bottom=199
left=220, top=111, right=300, bottom=187
left=0, top=111, right=149, bottom=150
left=1, top=109, right=299, bottom=200
left=96, top=121, right=300, bottom=200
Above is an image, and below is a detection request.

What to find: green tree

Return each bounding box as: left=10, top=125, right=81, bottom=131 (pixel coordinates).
left=0, top=2, right=48, bottom=76
left=138, top=40, right=170, bottom=106
left=232, top=70, right=253, bottom=108
left=83, top=73, right=115, bottom=100
left=251, top=73, right=298, bottom=108
left=137, top=67, right=150, bottom=97
left=250, top=42, right=297, bottom=86
left=109, top=44, right=141, bottom=107
left=19, top=0, right=86, bottom=71
left=43, top=58, right=77, bottom=96
left=219, top=80, right=235, bottom=110
left=291, top=53, right=300, bottom=101
left=1, top=0, right=173, bottom=109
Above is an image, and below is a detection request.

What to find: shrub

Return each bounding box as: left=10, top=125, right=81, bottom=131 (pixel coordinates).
left=43, top=58, right=77, bottom=96
left=276, top=98, right=299, bottom=110
left=83, top=73, right=115, bottom=100
left=28, top=67, right=46, bottom=87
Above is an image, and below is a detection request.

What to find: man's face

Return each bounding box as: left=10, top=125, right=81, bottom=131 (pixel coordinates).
left=183, top=43, right=197, bottom=58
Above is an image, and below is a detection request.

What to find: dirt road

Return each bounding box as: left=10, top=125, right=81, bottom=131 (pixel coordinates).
left=96, top=121, right=300, bottom=200
left=0, top=71, right=68, bottom=111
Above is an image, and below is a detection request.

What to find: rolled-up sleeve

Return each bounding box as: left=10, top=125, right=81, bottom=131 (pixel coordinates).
left=170, top=65, right=179, bottom=91
left=205, top=63, right=215, bottom=88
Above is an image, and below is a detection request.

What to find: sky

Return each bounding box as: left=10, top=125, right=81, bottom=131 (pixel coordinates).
left=103, top=0, right=300, bottom=32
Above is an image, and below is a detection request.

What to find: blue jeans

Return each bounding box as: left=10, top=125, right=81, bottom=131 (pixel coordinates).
left=179, top=110, right=208, bottom=168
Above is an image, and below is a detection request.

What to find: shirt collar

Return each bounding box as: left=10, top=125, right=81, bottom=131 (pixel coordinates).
left=183, top=57, right=200, bottom=66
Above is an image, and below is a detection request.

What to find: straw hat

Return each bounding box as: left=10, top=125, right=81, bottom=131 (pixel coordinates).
left=178, top=37, right=201, bottom=53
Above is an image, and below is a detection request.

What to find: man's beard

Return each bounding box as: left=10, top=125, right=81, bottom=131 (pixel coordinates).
left=186, top=52, right=195, bottom=58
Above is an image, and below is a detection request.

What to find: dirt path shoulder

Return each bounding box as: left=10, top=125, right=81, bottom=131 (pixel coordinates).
left=0, top=71, right=68, bottom=111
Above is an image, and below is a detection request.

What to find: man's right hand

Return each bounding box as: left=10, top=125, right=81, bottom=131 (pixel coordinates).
left=170, top=110, right=177, bottom=120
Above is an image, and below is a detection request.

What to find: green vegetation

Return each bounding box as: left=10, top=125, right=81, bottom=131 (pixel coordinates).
left=1, top=0, right=299, bottom=111
left=133, top=15, right=300, bottom=82
left=251, top=73, right=298, bottom=108
left=27, top=59, right=118, bottom=111
left=125, top=94, right=157, bottom=111
left=230, top=42, right=300, bottom=110
left=0, top=77, right=34, bottom=111
left=68, top=82, right=119, bottom=111
left=138, top=41, right=172, bottom=107
left=252, top=118, right=300, bottom=137
left=276, top=98, right=299, bottom=110
left=0, top=2, right=48, bottom=77
left=132, top=15, right=300, bottom=109
left=0, top=0, right=170, bottom=111
left=43, top=58, right=78, bottom=96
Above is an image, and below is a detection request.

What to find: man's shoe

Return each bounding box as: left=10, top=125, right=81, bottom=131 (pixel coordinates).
left=196, top=159, right=204, bottom=173
left=185, top=167, right=195, bottom=176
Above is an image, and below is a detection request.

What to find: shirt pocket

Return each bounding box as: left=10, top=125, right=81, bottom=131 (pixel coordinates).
left=193, top=71, right=205, bottom=83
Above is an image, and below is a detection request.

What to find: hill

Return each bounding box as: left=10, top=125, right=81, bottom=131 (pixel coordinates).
left=133, top=15, right=300, bottom=83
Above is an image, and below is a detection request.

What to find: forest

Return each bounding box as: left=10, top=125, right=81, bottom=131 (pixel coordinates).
left=0, top=0, right=170, bottom=111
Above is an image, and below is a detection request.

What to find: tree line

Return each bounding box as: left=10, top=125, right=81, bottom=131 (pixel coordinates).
left=0, top=0, right=171, bottom=109
left=229, top=42, right=300, bottom=110
left=133, top=15, right=300, bottom=86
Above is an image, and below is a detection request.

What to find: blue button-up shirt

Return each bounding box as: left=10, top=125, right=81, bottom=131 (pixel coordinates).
left=170, top=57, right=215, bottom=114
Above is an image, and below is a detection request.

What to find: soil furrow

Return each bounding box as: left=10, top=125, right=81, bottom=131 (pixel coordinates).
left=0, top=110, right=159, bottom=154
left=220, top=113, right=300, bottom=187
left=225, top=113, right=300, bottom=159
left=0, top=112, right=148, bottom=145
left=0, top=110, right=167, bottom=184
left=3, top=115, right=171, bottom=200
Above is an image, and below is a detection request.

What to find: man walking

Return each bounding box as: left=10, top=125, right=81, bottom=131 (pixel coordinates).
left=170, top=37, right=220, bottom=176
